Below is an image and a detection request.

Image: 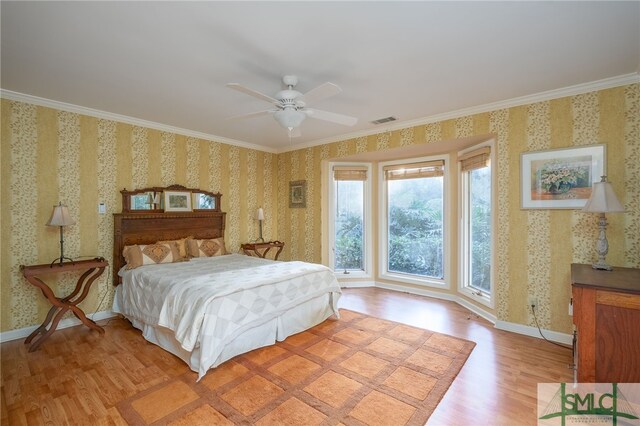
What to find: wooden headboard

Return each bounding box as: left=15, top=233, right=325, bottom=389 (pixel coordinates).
left=112, top=185, right=226, bottom=285
left=112, top=211, right=226, bottom=285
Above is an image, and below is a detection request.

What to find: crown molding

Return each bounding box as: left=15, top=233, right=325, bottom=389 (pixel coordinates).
left=3, top=72, right=637, bottom=156
left=276, top=72, right=640, bottom=153
left=0, top=89, right=278, bottom=154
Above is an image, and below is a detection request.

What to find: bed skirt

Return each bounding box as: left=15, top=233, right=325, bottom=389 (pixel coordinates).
left=113, top=287, right=340, bottom=378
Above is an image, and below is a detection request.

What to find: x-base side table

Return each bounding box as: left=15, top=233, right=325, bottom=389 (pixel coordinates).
left=20, top=257, right=108, bottom=352
left=241, top=241, right=285, bottom=261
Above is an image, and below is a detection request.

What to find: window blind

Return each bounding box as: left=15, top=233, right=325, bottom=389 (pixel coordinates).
left=383, top=160, right=445, bottom=180
left=333, top=165, right=368, bottom=181
left=459, top=147, right=490, bottom=172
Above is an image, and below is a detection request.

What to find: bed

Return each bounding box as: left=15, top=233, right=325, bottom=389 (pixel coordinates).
left=111, top=185, right=342, bottom=380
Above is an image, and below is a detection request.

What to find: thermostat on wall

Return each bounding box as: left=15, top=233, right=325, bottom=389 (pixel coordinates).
left=98, top=202, right=106, bottom=214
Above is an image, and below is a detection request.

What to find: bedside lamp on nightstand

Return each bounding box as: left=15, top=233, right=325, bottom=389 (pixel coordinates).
left=256, top=207, right=265, bottom=243
left=582, top=176, right=625, bottom=271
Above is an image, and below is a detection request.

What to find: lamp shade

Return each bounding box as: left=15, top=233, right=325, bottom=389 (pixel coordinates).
left=46, top=203, right=75, bottom=227
left=256, top=208, right=265, bottom=221
left=582, top=179, right=625, bottom=213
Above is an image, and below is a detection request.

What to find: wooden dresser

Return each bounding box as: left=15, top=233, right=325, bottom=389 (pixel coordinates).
left=571, top=263, right=640, bottom=383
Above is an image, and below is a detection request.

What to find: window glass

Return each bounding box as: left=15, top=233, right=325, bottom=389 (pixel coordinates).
left=387, top=176, right=444, bottom=278
left=335, top=180, right=364, bottom=271
left=467, top=166, right=491, bottom=292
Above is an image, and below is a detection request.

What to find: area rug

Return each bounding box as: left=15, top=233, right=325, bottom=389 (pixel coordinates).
left=117, top=310, right=475, bottom=425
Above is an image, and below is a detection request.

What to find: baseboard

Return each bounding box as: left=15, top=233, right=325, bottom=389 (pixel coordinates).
left=339, top=280, right=375, bottom=288
left=374, top=281, right=496, bottom=323
left=455, top=296, right=497, bottom=324
left=0, top=310, right=117, bottom=343
left=1, top=297, right=573, bottom=346
left=494, top=320, right=573, bottom=345
left=374, top=280, right=457, bottom=302
left=371, top=280, right=573, bottom=345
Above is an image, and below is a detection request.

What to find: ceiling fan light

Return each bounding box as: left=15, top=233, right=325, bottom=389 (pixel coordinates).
left=274, top=109, right=306, bottom=129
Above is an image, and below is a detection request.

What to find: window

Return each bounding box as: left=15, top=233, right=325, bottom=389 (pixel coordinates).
left=328, top=164, right=371, bottom=276
left=459, top=145, right=493, bottom=305
left=380, top=157, right=449, bottom=287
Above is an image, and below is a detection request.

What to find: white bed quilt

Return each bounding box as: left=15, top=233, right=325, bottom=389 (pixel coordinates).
left=114, top=254, right=341, bottom=378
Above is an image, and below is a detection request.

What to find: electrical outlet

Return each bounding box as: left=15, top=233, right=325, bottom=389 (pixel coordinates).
left=527, top=296, right=538, bottom=308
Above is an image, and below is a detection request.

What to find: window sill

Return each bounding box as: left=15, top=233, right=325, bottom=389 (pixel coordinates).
left=333, top=270, right=372, bottom=280
left=379, top=272, right=448, bottom=289
left=459, top=287, right=493, bottom=308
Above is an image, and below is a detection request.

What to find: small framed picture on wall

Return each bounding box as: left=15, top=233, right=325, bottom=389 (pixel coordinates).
left=289, top=180, right=307, bottom=208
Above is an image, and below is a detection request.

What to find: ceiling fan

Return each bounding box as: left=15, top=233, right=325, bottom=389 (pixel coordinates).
left=226, top=75, right=357, bottom=137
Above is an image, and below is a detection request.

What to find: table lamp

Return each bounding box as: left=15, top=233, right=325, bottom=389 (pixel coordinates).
left=47, top=202, right=75, bottom=266
left=256, top=207, right=265, bottom=243
left=582, top=176, right=625, bottom=271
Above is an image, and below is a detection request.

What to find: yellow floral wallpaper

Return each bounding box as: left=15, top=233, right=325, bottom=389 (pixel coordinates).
left=277, top=84, right=639, bottom=334
left=0, top=100, right=278, bottom=331
left=1, top=83, right=638, bottom=335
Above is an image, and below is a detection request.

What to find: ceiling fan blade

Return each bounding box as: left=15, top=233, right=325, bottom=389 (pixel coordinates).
left=306, top=108, right=358, bottom=126
left=227, top=110, right=276, bottom=120
left=299, top=82, right=341, bottom=105
left=226, top=83, right=280, bottom=105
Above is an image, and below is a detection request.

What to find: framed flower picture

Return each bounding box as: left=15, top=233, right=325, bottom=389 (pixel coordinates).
left=521, top=144, right=605, bottom=209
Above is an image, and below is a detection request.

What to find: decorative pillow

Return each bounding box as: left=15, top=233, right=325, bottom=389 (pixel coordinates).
left=158, top=237, right=192, bottom=259
left=123, top=242, right=182, bottom=269
left=187, top=237, right=227, bottom=258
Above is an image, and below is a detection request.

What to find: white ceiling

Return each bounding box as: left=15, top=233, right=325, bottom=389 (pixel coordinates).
left=2, top=2, right=639, bottom=152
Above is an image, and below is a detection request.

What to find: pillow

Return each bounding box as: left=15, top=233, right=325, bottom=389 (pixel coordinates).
left=123, top=242, right=182, bottom=270
left=187, top=237, right=226, bottom=258
left=158, top=236, right=191, bottom=259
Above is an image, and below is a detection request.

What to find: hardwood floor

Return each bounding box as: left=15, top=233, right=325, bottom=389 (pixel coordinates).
left=1, top=287, right=573, bottom=425
left=340, top=287, right=574, bottom=425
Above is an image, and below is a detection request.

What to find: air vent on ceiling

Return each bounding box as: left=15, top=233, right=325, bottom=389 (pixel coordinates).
left=370, top=116, right=397, bottom=125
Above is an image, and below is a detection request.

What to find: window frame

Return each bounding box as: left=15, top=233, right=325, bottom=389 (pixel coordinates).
left=458, top=141, right=496, bottom=308
left=378, top=154, right=451, bottom=289
left=328, top=162, right=373, bottom=279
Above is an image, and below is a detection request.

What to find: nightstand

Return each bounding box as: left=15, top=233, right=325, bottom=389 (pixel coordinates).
left=20, top=257, right=108, bottom=352
left=241, top=241, right=285, bottom=260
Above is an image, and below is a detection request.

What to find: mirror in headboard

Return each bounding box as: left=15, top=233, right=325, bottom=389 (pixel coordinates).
left=114, top=184, right=225, bottom=285
left=193, top=193, right=217, bottom=210
left=121, top=187, right=161, bottom=212
left=121, top=184, right=222, bottom=213
left=130, top=192, right=155, bottom=210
